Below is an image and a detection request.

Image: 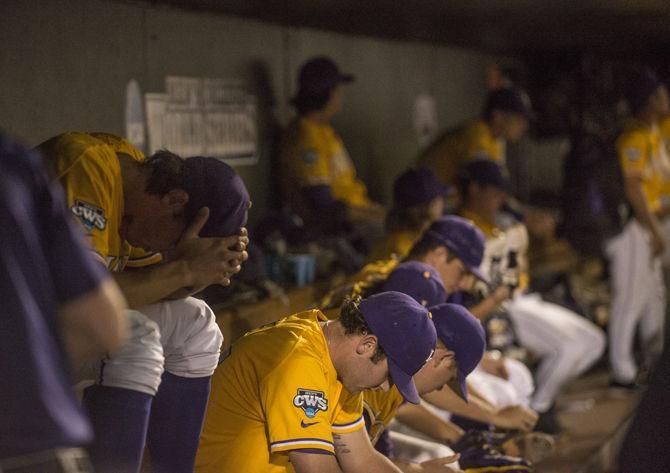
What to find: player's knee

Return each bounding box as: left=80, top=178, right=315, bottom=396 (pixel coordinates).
left=160, top=297, right=223, bottom=378
left=96, top=310, right=165, bottom=395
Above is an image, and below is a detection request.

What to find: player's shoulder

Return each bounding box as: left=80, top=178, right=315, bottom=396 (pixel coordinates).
left=37, top=132, right=117, bottom=175
left=89, top=132, right=144, bottom=162
left=246, top=310, right=327, bottom=356
left=617, top=121, right=650, bottom=150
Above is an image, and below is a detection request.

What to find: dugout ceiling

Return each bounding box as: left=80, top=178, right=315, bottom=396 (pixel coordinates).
left=132, top=0, right=670, bottom=56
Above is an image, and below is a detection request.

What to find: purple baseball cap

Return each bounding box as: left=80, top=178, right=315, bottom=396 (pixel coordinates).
left=182, top=157, right=250, bottom=237
left=460, top=159, right=511, bottom=193
left=383, top=261, right=447, bottom=308
left=424, top=216, right=488, bottom=284
left=393, top=168, right=448, bottom=209
left=484, top=87, right=533, bottom=121
left=296, top=56, right=354, bottom=96
left=359, top=291, right=437, bottom=404
left=430, top=303, right=486, bottom=401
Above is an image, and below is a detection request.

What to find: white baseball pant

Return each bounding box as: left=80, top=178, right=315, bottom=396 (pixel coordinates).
left=78, top=297, right=223, bottom=395
left=505, top=293, right=606, bottom=413
left=606, top=219, right=665, bottom=383
left=467, top=358, right=534, bottom=409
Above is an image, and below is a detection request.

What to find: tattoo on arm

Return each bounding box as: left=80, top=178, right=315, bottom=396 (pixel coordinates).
left=333, top=434, right=351, bottom=454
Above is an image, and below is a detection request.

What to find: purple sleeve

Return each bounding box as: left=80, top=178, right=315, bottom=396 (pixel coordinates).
left=35, top=153, right=108, bottom=305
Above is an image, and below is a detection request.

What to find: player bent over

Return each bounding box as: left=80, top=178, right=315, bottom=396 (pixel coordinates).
left=37, top=132, right=250, bottom=473
left=195, top=291, right=437, bottom=473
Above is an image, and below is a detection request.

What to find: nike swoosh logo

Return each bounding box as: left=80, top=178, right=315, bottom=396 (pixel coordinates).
left=301, top=420, right=319, bottom=428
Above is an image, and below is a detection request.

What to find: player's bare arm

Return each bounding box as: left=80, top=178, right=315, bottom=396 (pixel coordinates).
left=393, top=456, right=461, bottom=473
left=333, top=428, right=404, bottom=472
left=395, top=402, right=464, bottom=445
left=288, top=451, right=344, bottom=473
left=422, top=385, right=537, bottom=432
left=468, top=285, right=511, bottom=320
left=112, top=208, right=248, bottom=308
left=59, top=277, right=128, bottom=363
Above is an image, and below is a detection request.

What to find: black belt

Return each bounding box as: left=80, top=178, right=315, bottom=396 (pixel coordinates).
left=0, top=448, right=92, bottom=473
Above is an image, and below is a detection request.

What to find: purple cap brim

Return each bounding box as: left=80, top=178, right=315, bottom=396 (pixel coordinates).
left=469, top=266, right=490, bottom=286
left=388, top=357, right=421, bottom=404
left=447, top=370, right=468, bottom=401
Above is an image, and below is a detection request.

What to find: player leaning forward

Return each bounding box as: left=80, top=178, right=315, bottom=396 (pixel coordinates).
left=195, top=291, right=439, bottom=473
left=37, top=132, right=250, bottom=473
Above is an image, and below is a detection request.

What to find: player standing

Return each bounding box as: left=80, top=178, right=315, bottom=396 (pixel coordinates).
left=608, top=69, right=669, bottom=387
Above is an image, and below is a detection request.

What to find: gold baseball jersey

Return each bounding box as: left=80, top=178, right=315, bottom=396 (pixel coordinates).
left=617, top=119, right=670, bottom=213
left=281, top=117, right=371, bottom=210
left=195, top=310, right=365, bottom=473
left=362, top=387, right=405, bottom=446
left=37, top=132, right=161, bottom=271
left=319, top=258, right=400, bottom=316
left=367, top=230, right=419, bottom=263
left=656, top=115, right=670, bottom=195
left=417, top=119, right=505, bottom=187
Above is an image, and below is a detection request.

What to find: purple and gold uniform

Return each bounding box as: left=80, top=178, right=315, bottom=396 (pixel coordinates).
left=417, top=120, right=505, bottom=187
left=617, top=119, right=670, bottom=213
left=362, top=387, right=405, bottom=446
left=367, top=230, right=420, bottom=263
left=37, top=132, right=160, bottom=271
left=195, top=310, right=364, bottom=473
left=281, top=117, right=372, bottom=213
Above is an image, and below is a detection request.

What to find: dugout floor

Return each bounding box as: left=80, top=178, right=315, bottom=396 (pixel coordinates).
left=534, top=370, right=638, bottom=473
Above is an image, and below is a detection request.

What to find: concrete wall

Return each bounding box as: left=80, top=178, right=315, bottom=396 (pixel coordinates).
left=0, top=0, right=500, bottom=223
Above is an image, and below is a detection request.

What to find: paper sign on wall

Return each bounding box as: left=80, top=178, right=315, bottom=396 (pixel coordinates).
left=145, top=76, right=258, bottom=165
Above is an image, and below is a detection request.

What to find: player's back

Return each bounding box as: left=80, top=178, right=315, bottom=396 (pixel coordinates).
left=418, top=120, right=504, bottom=186
left=196, top=310, right=333, bottom=473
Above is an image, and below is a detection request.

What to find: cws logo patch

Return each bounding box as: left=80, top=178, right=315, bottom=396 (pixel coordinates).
left=71, top=200, right=107, bottom=231
left=293, top=389, right=328, bottom=419
left=625, top=148, right=641, bottom=162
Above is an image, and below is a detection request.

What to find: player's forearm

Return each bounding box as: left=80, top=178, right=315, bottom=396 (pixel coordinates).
left=392, top=459, right=427, bottom=472
left=468, top=295, right=500, bottom=320
left=395, top=403, right=463, bottom=444
left=422, top=386, right=496, bottom=425
left=367, top=451, right=405, bottom=473
left=113, top=260, right=193, bottom=308
left=334, top=431, right=403, bottom=473
left=60, top=278, right=128, bottom=363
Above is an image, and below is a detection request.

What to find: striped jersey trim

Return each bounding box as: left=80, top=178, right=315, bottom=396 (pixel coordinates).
left=270, top=438, right=334, bottom=452
left=125, top=252, right=162, bottom=267
left=332, top=415, right=365, bottom=432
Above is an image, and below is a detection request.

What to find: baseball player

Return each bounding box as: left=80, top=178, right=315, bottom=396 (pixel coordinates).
left=322, top=217, right=538, bottom=433
left=368, top=263, right=539, bottom=472
left=368, top=168, right=448, bottom=263
left=195, top=291, right=437, bottom=473
left=607, top=68, right=669, bottom=387
left=458, top=159, right=606, bottom=433
left=280, top=56, right=385, bottom=238
left=417, top=88, right=531, bottom=191
left=37, top=132, right=250, bottom=473
left=0, top=134, right=126, bottom=473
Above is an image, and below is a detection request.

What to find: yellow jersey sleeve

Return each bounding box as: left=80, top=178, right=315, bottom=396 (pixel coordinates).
left=57, top=149, right=116, bottom=264
left=618, top=131, right=648, bottom=179
left=125, top=247, right=163, bottom=268
left=331, top=390, right=365, bottom=435
left=89, top=132, right=146, bottom=161
left=464, top=121, right=504, bottom=164
left=362, top=388, right=404, bottom=445
left=260, top=350, right=336, bottom=455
